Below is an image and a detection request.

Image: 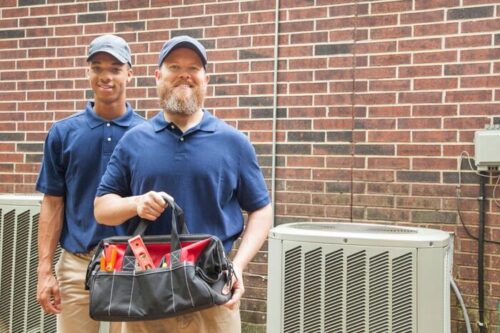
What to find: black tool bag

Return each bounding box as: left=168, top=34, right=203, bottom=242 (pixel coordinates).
left=85, top=194, right=233, bottom=321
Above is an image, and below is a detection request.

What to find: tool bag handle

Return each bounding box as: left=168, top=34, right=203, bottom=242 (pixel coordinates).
left=131, top=193, right=187, bottom=238
left=122, top=193, right=187, bottom=268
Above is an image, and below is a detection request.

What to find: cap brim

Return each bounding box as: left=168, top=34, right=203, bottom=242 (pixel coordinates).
left=87, top=48, right=129, bottom=66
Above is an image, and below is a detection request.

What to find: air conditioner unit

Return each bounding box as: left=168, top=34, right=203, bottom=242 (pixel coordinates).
left=0, top=194, right=59, bottom=333
left=267, top=222, right=453, bottom=333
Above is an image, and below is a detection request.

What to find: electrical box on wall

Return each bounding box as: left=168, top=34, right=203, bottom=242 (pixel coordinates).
left=474, top=128, right=500, bottom=171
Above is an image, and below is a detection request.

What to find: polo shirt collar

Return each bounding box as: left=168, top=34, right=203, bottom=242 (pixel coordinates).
left=151, top=110, right=218, bottom=133
left=85, top=101, right=135, bottom=129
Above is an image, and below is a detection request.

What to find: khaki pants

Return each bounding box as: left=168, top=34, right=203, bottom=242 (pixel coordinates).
left=55, top=250, right=120, bottom=333
left=121, top=303, right=241, bottom=333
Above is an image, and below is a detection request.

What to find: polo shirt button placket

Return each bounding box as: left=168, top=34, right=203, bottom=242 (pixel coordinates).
left=180, top=137, right=184, bottom=142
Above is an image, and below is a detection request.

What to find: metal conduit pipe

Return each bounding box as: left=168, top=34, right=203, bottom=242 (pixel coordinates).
left=270, top=0, right=279, bottom=228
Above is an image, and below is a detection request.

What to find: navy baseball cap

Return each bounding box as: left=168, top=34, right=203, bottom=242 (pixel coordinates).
left=87, top=34, right=132, bottom=67
left=157, top=35, right=207, bottom=69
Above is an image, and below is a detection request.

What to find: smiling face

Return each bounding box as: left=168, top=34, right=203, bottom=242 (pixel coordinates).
left=87, top=52, right=132, bottom=106
left=155, top=47, right=209, bottom=116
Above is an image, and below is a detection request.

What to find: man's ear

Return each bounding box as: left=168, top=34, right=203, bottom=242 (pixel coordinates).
left=155, top=68, right=161, bottom=82
left=127, top=68, right=133, bottom=83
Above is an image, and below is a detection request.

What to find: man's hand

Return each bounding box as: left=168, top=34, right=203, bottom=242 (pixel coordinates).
left=37, top=272, right=61, bottom=314
left=136, top=191, right=168, bottom=221
left=223, top=263, right=244, bottom=309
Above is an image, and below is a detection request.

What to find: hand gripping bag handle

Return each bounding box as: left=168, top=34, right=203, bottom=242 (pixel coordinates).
left=123, top=193, right=187, bottom=267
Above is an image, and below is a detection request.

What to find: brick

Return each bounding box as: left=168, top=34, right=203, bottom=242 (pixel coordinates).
left=414, top=78, right=458, bottom=90
left=447, top=6, right=494, bottom=20
left=240, top=49, right=274, bottom=60
left=240, top=23, right=275, bottom=35
left=275, top=168, right=311, bottom=180
left=412, top=130, right=457, bottom=142
left=368, top=157, right=410, bottom=170
left=411, top=210, right=457, bottom=224
left=371, top=26, right=412, bottom=40
left=330, top=3, right=368, bottom=17
left=399, top=92, right=442, bottom=104
left=446, top=35, right=492, bottom=49
left=399, top=38, right=441, bottom=51
left=288, top=131, right=325, bottom=143
left=315, top=43, right=352, bottom=56
left=414, top=51, right=457, bottom=64
left=415, top=0, right=460, bottom=9
left=369, top=106, right=411, bottom=117
left=370, top=54, right=411, bottom=67
left=370, top=79, right=410, bottom=91
left=404, top=116, right=445, bottom=130
left=445, top=63, right=490, bottom=75
left=344, top=34, right=392, bottom=53
left=372, top=0, right=412, bottom=13
left=354, top=144, right=395, bottom=158
left=400, top=9, right=444, bottom=24
left=0, top=29, right=25, bottom=39
left=19, top=0, right=45, bottom=5
left=119, top=0, right=149, bottom=9
left=78, top=13, right=106, bottom=24
left=461, top=48, right=500, bottom=61
left=461, top=103, right=500, bottom=115
left=413, top=157, right=457, bottom=170
left=398, top=144, right=442, bottom=156
left=353, top=170, right=394, bottom=182
left=171, top=5, right=204, bottom=17
left=291, top=32, right=328, bottom=44
left=399, top=65, right=442, bottom=78
left=444, top=117, right=489, bottom=129
left=59, top=3, right=87, bottom=14
left=367, top=131, right=410, bottom=143
left=397, top=171, right=440, bottom=183
left=355, top=118, right=395, bottom=130
left=288, top=7, right=327, bottom=20
left=358, top=14, right=398, bottom=27
left=0, top=18, right=18, bottom=29
left=330, top=81, right=367, bottom=93
left=116, top=21, right=146, bottom=32
left=414, top=23, right=458, bottom=36
left=460, top=75, right=500, bottom=88
left=462, top=18, right=500, bottom=33
left=445, top=90, right=492, bottom=103
left=180, top=16, right=212, bottom=28
left=313, top=144, right=350, bottom=155
left=281, top=20, right=314, bottom=33
left=0, top=133, right=25, bottom=141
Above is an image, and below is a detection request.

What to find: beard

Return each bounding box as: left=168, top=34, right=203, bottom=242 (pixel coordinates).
left=158, top=82, right=205, bottom=116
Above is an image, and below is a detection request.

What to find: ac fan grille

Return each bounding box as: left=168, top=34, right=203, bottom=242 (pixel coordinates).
left=0, top=204, right=60, bottom=333
left=282, top=244, right=415, bottom=332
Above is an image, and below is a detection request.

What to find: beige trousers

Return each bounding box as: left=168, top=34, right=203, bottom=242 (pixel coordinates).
left=55, top=250, right=120, bottom=333
left=121, top=303, right=241, bottom=333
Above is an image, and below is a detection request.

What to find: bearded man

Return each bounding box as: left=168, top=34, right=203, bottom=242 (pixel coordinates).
left=93, top=35, right=272, bottom=333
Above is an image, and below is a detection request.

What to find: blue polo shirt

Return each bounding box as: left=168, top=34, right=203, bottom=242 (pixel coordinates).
left=36, top=102, right=145, bottom=253
left=96, top=110, right=270, bottom=252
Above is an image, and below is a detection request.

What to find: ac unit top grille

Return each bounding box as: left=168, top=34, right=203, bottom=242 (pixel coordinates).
left=270, top=222, right=452, bottom=248
left=291, top=223, right=418, bottom=234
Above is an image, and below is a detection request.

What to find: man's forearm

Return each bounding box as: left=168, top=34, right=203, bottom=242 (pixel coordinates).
left=94, top=194, right=139, bottom=225
left=37, top=195, right=64, bottom=274
left=232, top=203, right=273, bottom=271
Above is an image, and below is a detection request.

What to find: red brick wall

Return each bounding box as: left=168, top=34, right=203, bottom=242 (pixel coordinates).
left=1, top=0, right=499, bottom=331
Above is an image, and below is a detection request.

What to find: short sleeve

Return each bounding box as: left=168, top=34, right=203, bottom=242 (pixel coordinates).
left=236, top=136, right=271, bottom=212
left=36, top=127, right=66, bottom=196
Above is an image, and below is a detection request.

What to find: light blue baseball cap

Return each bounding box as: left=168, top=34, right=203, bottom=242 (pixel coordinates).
left=158, top=35, right=207, bottom=69
left=87, top=34, right=132, bottom=67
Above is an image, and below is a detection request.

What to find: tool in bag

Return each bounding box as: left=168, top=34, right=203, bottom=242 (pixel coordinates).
left=85, top=193, right=234, bottom=321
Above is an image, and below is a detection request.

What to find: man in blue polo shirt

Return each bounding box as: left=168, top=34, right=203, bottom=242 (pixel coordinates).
left=36, top=34, right=145, bottom=333
left=94, top=35, right=273, bottom=333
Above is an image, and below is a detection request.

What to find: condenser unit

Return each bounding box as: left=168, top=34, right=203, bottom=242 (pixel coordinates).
left=267, top=222, right=453, bottom=333
left=0, top=194, right=59, bottom=333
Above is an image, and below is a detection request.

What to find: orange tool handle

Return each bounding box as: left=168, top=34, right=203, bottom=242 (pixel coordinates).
left=105, top=245, right=118, bottom=272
